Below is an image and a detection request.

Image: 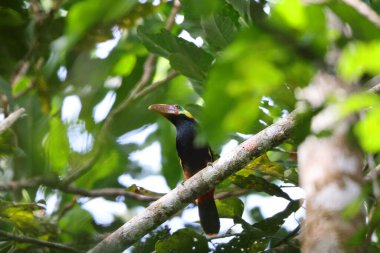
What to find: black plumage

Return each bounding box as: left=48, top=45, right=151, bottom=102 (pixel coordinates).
left=149, top=104, right=220, bottom=234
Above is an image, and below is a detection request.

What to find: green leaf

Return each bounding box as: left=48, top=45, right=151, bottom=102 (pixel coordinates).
left=355, top=105, right=380, bottom=152
left=216, top=197, right=244, bottom=218
left=137, top=28, right=213, bottom=81
left=328, top=0, right=380, bottom=41
left=137, top=28, right=177, bottom=58
left=231, top=173, right=291, bottom=200
left=200, top=2, right=240, bottom=51
left=201, top=27, right=314, bottom=145
left=273, top=0, right=307, bottom=31
left=58, top=206, right=95, bottom=244
left=181, top=0, right=220, bottom=18
left=338, top=41, right=380, bottom=82
left=43, top=117, right=70, bottom=174
left=252, top=200, right=300, bottom=234
left=0, top=200, right=43, bottom=233
left=155, top=228, right=209, bottom=253
left=158, top=118, right=183, bottom=188
left=132, top=226, right=171, bottom=253
left=0, top=129, right=18, bottom=155
left=75, top=145, right=126, bottom=189
left=271, top=0, right=328, bottom=55
left=339, top=92, right=380, bottom=117
left=113, top=54, right=137, bottom=76
left=239, top=154, right=286, bottom=179
left=228, top=0, right=267, bottom=24
left=11, top=76, right=31, bottom=97
left=65, top=0, right=137, bottom=46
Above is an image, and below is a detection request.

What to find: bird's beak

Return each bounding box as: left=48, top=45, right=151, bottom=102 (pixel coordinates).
left=148, top=104, right=179, bottom=117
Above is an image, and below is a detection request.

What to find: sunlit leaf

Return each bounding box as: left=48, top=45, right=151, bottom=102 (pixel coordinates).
left=339, top=92, right=380, bottom=117
left=43, top=117, right=70, bottom=174
left=239, top=154, right=286, bottom=179
left=338, top=41, right=380, bottom=82
left=113, top=54, right=136, bottom=76
left=355, top=105, right=380, bottom=152
left=65, top=0, right=137, bottom=46
left=273, top=0, right=307, bottom=31
left=11, top=76, right=31, bottom=97
left=0, top=200, right=44, bottom=233
left=201, top=27, right=314, bottom=145
left=216, top=197, right=244, bottom=218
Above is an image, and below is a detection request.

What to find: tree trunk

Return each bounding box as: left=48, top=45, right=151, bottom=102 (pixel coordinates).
left=298, top=73, right=364, bottom=253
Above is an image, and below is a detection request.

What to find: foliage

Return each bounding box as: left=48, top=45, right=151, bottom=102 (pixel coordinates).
left=0, top=0, right=379, bottom=252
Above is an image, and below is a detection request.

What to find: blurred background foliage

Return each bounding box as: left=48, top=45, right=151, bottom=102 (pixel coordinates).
left=0, top=0, right=380, bottom=252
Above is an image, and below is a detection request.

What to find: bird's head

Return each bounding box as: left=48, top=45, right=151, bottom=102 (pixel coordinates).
left=148, top=104, right=194, bottom=125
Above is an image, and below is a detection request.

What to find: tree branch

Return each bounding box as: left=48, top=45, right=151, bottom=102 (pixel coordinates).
left=342, top=0, right=380, bottom=27
left=0, top=230, right=82, bottom=253
left=0, top=177, right=161, bottom=202
left=369, top=83, right=380, bottom=94
left=87, top=108, right=300, bottom=253
left=0, top=108, right=25, bottom=134
left=134, top=71, right=179, bottom=98
left=165, top=0, right=181, bottom=31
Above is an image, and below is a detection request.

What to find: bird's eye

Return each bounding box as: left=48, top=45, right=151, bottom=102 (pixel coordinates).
left=175, top=105, right=181, bottom=110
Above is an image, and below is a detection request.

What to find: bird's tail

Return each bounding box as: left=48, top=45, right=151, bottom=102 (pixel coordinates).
left=197, top=190, right=220, bottom=235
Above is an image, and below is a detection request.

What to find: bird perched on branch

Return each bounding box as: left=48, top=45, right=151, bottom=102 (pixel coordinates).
left=148, top=104, right=220, bottom=235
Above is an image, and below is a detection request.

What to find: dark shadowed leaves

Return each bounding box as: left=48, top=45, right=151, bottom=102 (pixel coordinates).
left=155, top=228, right=209, bottom=253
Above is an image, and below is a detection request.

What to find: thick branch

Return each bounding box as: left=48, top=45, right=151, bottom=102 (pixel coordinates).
left=87, top=108, right=299, bottom=253
left=0, top=108, right=25, bottom=134
left=0, top=230, right=82, bottom=252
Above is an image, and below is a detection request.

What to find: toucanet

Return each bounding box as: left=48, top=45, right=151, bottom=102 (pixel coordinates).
left=148, top=104, right=220, bottom=234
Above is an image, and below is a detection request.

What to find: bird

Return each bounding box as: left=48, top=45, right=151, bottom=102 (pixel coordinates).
left=148, top=103, right=220, bottom=235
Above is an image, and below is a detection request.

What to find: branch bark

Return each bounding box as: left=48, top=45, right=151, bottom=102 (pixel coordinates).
left=0, top=108, right=25, bottom=134
left=0, top=230, right=82, bottom=252
left=298, top=73, right=365, bottom=253
left=87, top=108, right=300, bottom=253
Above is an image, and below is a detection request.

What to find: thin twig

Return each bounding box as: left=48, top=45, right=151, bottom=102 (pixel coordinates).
left=369, top=83, right=380, bottom=94
left=342, top=0, right=380, bottom=27
left=165, top=0, right=181, bottom=31
left=65, top=185, right=161, bottom=202
left=214, top=189, right=250, bottom=200
left=207, top=233, right=240, bottom=240
left=0, top=108, right=25, bottom=134
left=0, top=176, right=152, bottom=200
left=61, top=150, right=100, bottom=186
left=0, top=177, right=161, bottom=202
left=135, top=71, right=179, bottom=98
left=0, top=230, right=82, bottom=253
